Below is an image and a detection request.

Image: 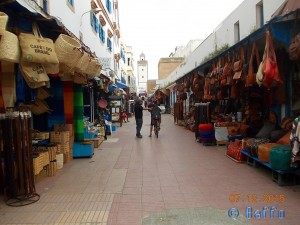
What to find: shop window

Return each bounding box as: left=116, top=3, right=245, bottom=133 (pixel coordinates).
left=43, top=0, right=48, bottom=13
left=256, top=1, right=264, bottom=28
left=90, top=12, right=99, bottom=33
left=106, top=0, right=112, bottom=13
left=234, top=21, right=240, bottom=43
left=99, top=26, right=106, bottom=43
left=67, top=0, right=74, bottom=11
left=107, top=38, right=112, bottom=52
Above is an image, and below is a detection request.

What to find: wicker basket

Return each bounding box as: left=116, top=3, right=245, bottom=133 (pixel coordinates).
left=75, top=51, right=89, bottom=73
left=32, top=130, right=50, bottom=140
left=0, top=12, right=8, bottom=34
left=55, top=34, right=82, bottom=69
left=46, top=161, right=57, bottom=177
left=86, top=57, right=102, bottom=78
left=50, top=131, right=70, bottom=143
left=0, top=31, right=20, bottom=63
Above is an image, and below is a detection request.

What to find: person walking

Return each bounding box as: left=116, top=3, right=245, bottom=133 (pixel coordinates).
left=134, top=100, right=148, bottom=138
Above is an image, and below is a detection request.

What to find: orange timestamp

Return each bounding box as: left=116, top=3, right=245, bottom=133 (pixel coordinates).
left=229, top=193, right=286, bottom=203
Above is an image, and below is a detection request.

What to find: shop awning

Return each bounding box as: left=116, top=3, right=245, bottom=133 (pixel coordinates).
left=115, top=81, right=129, bottom=89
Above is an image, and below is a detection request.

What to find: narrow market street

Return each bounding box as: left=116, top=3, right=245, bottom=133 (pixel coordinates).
left=0, top=113, right=300, bottom=225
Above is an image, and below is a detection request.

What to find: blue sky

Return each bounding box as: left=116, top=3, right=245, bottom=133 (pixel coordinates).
left=118, top=0, right=244, bottom=79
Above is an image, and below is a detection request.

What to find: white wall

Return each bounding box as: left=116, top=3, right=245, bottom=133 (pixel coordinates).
left=48, top=0, right=118, bottom=74
left=162, top=0, right=286, bottom=87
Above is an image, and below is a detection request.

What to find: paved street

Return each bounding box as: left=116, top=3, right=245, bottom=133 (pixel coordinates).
left=0, top=113, right=299, bottom=225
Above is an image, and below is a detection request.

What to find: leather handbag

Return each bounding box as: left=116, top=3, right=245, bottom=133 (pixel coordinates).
left=233, top=48, right=245, bottom=81
left=246, top=42, right=260, bottom=87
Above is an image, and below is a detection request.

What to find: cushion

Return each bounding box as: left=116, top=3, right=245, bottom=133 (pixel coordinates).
left=255, top=122, right=276, bottom=139
left=276, top=130, right=291, bottom=145
left=270, top=129, right=287, bottom=142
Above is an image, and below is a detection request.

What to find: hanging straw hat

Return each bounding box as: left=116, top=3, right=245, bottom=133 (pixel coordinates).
left=0, top=12, right=8, bottom=35
left=0, top=31, right=20, bottom=63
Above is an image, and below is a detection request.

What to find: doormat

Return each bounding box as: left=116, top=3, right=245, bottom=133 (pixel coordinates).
left=143, top=207, right=251, bottom=225
left=104, top=138, right=119, bottom=143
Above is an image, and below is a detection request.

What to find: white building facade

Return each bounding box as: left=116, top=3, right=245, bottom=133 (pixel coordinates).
left=39, top=0, right=124, bottom=82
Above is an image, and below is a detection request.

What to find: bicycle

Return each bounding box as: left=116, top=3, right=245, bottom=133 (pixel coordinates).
left=153, top=117, right=160, bottom=138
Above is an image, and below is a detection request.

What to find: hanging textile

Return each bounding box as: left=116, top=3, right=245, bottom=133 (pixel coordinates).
left=63, top=81, right=74, bottom=124
left=290, top=116, right=300, bottom=168
left=73, top=83, right=84, bottom=141
left=47, top=77, right=65, bottom=130
left=0, top=63, right=5, bottom=113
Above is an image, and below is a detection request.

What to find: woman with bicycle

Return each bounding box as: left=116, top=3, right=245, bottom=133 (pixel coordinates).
left=148, top=101, right=161, bottom=137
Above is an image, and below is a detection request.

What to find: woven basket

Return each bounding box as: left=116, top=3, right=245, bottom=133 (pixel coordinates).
left=0, top=12, right=8, bottom=34
left=46, top=161, right=57, bottom=177
left=50, top=131, right=70, bottom=143
left=72, top=73, right=87, bottom=84
left=56, top=153, right=64, bottom=169
left=55, top=34, right=82, bottom=69
left=0, top=31, right=20, bottom=63
left=32, top=130, right=50, bottom=140
left=86, top=57, right=102, bottom=78
left=75, top=51, right=89, bottom=73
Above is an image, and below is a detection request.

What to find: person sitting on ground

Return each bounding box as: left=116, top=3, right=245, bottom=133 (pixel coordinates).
left=148, top=101, right=161, bottom=137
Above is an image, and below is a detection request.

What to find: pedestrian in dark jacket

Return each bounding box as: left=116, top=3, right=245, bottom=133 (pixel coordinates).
left=134, top=100, right=148, bottom=138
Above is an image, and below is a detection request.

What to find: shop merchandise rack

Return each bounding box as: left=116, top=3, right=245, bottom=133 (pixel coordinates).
left=241, top=150, right=300, bottom=186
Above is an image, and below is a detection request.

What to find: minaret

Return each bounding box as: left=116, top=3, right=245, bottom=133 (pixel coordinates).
left=137, top=52, right=148, bottom=96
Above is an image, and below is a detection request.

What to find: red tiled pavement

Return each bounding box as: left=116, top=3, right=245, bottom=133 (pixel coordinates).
left=0, top=113, right=299, bottom=225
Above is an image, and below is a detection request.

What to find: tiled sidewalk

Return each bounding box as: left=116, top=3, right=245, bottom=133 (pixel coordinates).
left=0, top=113, right=299, bottom=225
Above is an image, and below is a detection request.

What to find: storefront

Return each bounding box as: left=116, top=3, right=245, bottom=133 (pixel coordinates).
left=0, top=1, right=123, bottom=204
left=171, top=6, right=300, bottom=184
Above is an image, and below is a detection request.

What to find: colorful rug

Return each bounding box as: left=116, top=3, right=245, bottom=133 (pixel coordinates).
left=63, top=81, right=74, bottom=124
left=73, top=84, right=84, bottom=141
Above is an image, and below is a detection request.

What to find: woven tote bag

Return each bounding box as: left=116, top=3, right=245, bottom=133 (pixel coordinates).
left=19, top=23, right=59, bottom=64
left=55, top=34, right=82, bottom=69
left=19, top=60, right=49, bottom=88
left=0, top=31, right=20, bottom=63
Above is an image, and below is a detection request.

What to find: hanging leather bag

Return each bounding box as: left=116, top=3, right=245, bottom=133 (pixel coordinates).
left=262, top=31, right=283, bottom=89
left=246, top=42, right=260, bottom=87
left=233, top=48, right=245, bottom=81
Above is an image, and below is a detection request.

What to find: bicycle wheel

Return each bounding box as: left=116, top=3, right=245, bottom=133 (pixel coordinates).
left=154, top=121, right=159, bottom=138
